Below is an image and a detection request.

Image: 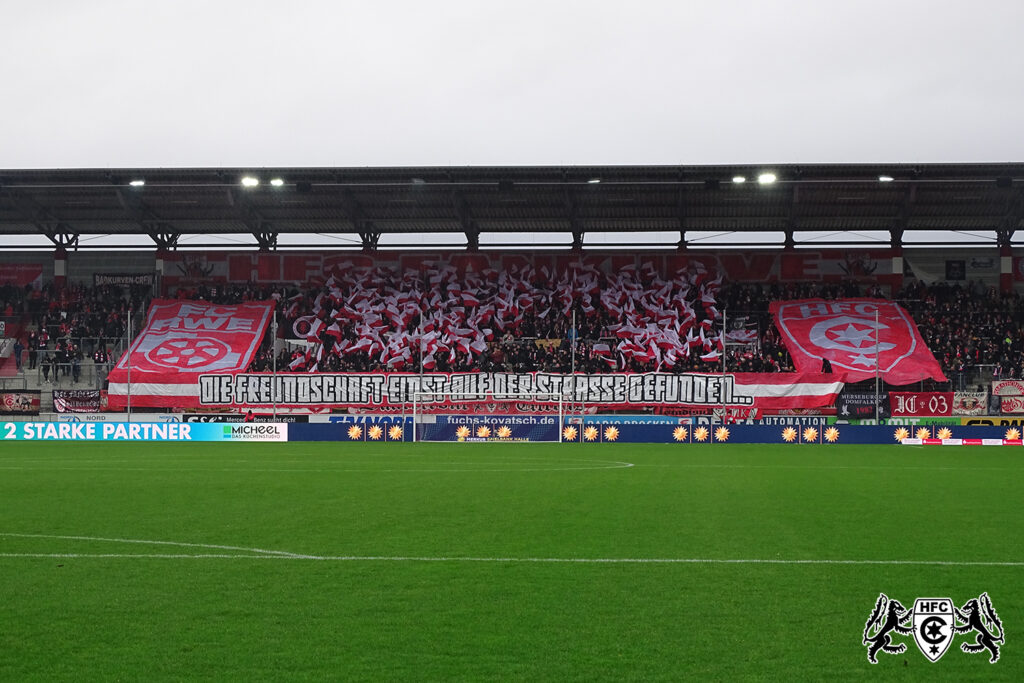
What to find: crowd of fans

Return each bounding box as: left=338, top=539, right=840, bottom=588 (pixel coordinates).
left=3, top=282, right=143, bottom=384
left=5, top=270, right=1024, bottom=388
left=898, top=280, right=1024, bottom=382
left=244, top=273, right=1024, bottom=384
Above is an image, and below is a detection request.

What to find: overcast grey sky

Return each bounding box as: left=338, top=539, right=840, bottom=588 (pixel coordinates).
left=2, top=0, right=1023, bottom=169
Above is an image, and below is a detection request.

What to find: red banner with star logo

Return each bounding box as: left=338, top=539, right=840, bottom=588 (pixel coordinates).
left=770, top=299, right=946, bottom=385
left=106, top=300, right=275, bottom=409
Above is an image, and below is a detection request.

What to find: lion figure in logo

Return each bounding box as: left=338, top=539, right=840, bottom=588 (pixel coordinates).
left=954, top=592, right=1004, bottom=663
left=862, top=593, right=913, bottom=663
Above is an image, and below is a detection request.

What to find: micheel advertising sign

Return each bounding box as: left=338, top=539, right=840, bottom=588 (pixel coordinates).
left=2, top=422, right=288, bottom=442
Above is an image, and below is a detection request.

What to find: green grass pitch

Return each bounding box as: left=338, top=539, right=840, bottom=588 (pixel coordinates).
left=0, top=441, right=1020, bottom=680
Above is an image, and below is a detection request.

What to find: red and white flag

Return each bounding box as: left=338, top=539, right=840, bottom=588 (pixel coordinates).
left=770, top=298, right=946, bottom=385
left=107, top=300, right=275, bottom=408
left=725, top=329, right=758, bottom=344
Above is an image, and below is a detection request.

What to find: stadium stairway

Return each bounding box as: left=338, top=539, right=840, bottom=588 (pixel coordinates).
left=0, top=321, right=24, bottom=377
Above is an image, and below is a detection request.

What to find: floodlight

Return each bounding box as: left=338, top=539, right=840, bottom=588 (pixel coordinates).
left=757, top=173, right=777, bottom=185
left=587, top=178, right=601, bottom=184
left=878, top=175, right=894, bottom=182
left=129, top=179, right=145, bottom=187
left=732, top=175, right=746, bottom=184
left=241, top=176, right=260, bottom=187
left=270, top=178, right=285, bottom=187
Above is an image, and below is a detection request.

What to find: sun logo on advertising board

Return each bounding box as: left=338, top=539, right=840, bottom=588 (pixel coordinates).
left=782, top=427, right=798, bottom=443
left=937, top=427, right=954, bottom=440
left=368, top=425, right=383, bottom=440
left=388, top=425, right=403, bottom=441
left=694, top=427, right=709, bottom=442
left=824, top=427, right=840, bottom=443
left=916, top=427, right=932, bottom=440
left=603, top=427, right=620, bottom=442
left=584, top=427, right=599, bottom=441
left=562, top=426, right=578, bottom=441
left=672, top=427, right=688, bottom=442
left=476, top=425, right=492, bottom=438
left=455, top=426, right=471, bottom=440
left=714, top=426, right=730, bottom=442
left=496, top=426, right=512, bottom=438
left=1005, top=428, right=1021, bottom=441
left=803, top=427, right=819, bottom=442
left=347, top=425, right=362, bottom=440
left=893, top=427, right=910, bottom=442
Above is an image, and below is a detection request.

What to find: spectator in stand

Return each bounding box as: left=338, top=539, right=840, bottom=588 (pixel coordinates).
left=55, top=340, right=68, bottom=377
left=13, top=338, right=24, bottom=372
left=71, top=349, right=82, bottom=383
left=27, top=332, right=38, bottom=370
left=93, top=346, right=111, bottom=387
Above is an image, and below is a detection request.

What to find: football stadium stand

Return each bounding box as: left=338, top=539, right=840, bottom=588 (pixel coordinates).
left=4, top=273, right=1022, bottom=390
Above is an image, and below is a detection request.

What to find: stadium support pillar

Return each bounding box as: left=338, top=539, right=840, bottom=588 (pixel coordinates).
left=1000, top=243, right=1013, bottom=293
left=155, top=249, right=168, bottom=295
left=54, top=247, right=67, bottom=288
left=890, top=247, right=903, bottom=291
left=571, top=231, right=584, bottom=252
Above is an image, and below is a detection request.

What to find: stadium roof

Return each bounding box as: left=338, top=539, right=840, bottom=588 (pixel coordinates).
left=1, top=163, right=1022, bottom=250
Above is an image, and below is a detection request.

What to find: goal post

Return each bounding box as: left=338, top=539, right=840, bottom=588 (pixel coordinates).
left=411, top=391, right=567, bottom=443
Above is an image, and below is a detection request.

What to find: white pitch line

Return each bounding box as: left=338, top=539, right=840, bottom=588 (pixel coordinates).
left=0, top=553, right=1021, bottom=567
left=0, top=532, right=314, bottom=558
left=0, top=553, right=270, bottom=559
left=5, top=532, right=1019, bottom=567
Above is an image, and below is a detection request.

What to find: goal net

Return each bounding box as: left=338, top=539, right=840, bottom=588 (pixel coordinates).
left=411, top=391, right=567, bottom=443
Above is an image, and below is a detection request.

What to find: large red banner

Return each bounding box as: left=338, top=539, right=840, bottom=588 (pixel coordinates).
left=770, top=299, right=947, bottom=385
left=106, top=300, right=274, bottom=409
left=161, top=250, right=897, bottom=288
left=889, top=392, right=953, bottom=417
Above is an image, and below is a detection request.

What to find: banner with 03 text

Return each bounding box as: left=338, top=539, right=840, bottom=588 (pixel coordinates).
left=1, top=422, right=288, bottom=442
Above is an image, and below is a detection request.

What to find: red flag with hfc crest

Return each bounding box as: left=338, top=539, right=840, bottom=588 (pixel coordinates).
left=770, top=299, right=946, bottom=385
left=107, top=300, right=275, bottom=408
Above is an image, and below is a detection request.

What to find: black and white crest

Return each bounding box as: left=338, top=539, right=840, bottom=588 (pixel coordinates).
left=912, top=598, right=955, bottom=662
left=864, top=593, right=1005, bottom=664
